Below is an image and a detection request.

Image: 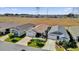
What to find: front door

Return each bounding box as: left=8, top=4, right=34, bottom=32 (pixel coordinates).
left=57, top=36, right=59, bottom=40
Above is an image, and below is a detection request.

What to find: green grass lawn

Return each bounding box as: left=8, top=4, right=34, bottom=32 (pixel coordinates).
left=5, top=33, right=25, bottom=43
left=56, top=48, right=65, bottom=51
left=5, top=37, right=23, bottom=43
left=28, top=39, right=46, bottom=48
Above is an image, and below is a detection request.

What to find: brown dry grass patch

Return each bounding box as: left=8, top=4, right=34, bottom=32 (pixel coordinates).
left=0, top=16, right=79, bottom=26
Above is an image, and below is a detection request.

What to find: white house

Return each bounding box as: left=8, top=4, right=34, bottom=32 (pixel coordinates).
left=48, top=25, right=70, bottom=41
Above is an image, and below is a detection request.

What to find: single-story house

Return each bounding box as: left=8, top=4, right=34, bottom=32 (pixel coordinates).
left=10, top=23, right=36, bottom=37
left=48, top=25, right=70, bottom=41
left=0, top=22, right=19, bottom=35
left=26, top=24, right=49, bottom=38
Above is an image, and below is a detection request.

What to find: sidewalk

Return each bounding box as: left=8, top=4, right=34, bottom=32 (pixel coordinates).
left=42, top=39, right=56, bottom=51
left=16, top=36, right=32, bottom=46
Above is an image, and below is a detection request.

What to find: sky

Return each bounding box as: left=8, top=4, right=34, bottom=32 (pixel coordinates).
left=0, top=7, right=78, bottom=15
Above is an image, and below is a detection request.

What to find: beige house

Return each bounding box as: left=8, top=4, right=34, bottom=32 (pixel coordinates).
left=26, top=24, right=49, bottom=38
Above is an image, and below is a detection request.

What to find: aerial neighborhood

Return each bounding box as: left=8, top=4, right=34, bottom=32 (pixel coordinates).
left=0, top=7, right=79, bottom=51
left=0, top=21, right=79, bottom=51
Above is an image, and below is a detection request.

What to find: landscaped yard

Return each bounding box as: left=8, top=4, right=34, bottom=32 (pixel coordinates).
left=5, top=33, right=24, bottom=43
left=5, top=37, right=23, bottom=43
left=28, top=38, right=46, bottom=48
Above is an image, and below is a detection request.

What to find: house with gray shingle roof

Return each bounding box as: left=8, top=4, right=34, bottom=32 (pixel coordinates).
left=48, top=25, right=70, bottom=41
left=0, top=22, right=19, bottom=35
left=11, top=23, right=36, bottom=37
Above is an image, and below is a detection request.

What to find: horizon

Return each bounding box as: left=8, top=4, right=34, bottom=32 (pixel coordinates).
left=0, top=7, right=79, bottom=15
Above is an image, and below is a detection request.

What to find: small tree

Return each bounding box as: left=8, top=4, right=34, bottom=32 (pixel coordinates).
left=59, top=41, right=63, bottom=45
left=67, top=13, right=74, bottom=18
left=66, top=30, right=78, bottom=48
left=68, top=40, right=77, bottom=48
left=45, top=27, right=51, bottom=41
left=62, top=40, right=69, bottom=50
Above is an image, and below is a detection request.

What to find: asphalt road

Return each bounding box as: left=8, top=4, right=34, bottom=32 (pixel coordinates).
left=0, top=41, right=46, bottom=51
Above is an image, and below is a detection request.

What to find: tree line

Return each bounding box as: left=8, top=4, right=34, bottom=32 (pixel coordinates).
left=0, top=13, right=79, bottom=18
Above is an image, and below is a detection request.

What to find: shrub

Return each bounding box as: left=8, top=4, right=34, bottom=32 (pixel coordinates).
left=11, top=38, right=18, bottom=43
left=59, top=41, right=63, bottom=45
left=68, top=40, right=78, bottom=48
left=9, top=33, right=14, bottom=38
left=37, top=42, right=44, bottom=47
left=28, top=41, right=31, bottom=45
left=62, top=40, right=69, bottom=50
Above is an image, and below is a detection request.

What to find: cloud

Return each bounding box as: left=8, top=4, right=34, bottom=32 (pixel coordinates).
left=64, top=8, right=72, bottom=14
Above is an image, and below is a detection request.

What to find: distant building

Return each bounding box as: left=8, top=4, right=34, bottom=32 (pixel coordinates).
left=11, top=23, right=35, bottom=37
left=48, top=26, right=70, bottom=41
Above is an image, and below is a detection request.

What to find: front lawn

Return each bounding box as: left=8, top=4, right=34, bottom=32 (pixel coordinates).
left=56, top=47, right=64, bottom=51
left=5, top=37, right=22, bottom=43
left=5, top=33, right=24, bottom=43
left=28, top=38, right=46, bottom=48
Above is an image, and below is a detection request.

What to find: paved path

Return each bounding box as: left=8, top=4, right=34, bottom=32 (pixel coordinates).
left=0, top=35, right=9, bottom=41
left=42, top=39, right=56, bottom=51
left=16, top=36, right=32, bottom=46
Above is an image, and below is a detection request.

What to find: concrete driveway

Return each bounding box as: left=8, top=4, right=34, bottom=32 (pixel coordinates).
left=16, top=36, right=32, bottom=46
left=0, top=35, right=9, bottom=41
left=42, top=39, right=56, bottom=51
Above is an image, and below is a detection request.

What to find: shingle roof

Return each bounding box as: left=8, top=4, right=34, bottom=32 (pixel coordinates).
left=48, top=25, right=69, bottom=39
left=15, top=23, right=36, bottom=31
left=33, top=24, right=49, bottom=33
left=49, top=26, right=65, bottom=33
left=0, top=22, right=20, bottom=29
